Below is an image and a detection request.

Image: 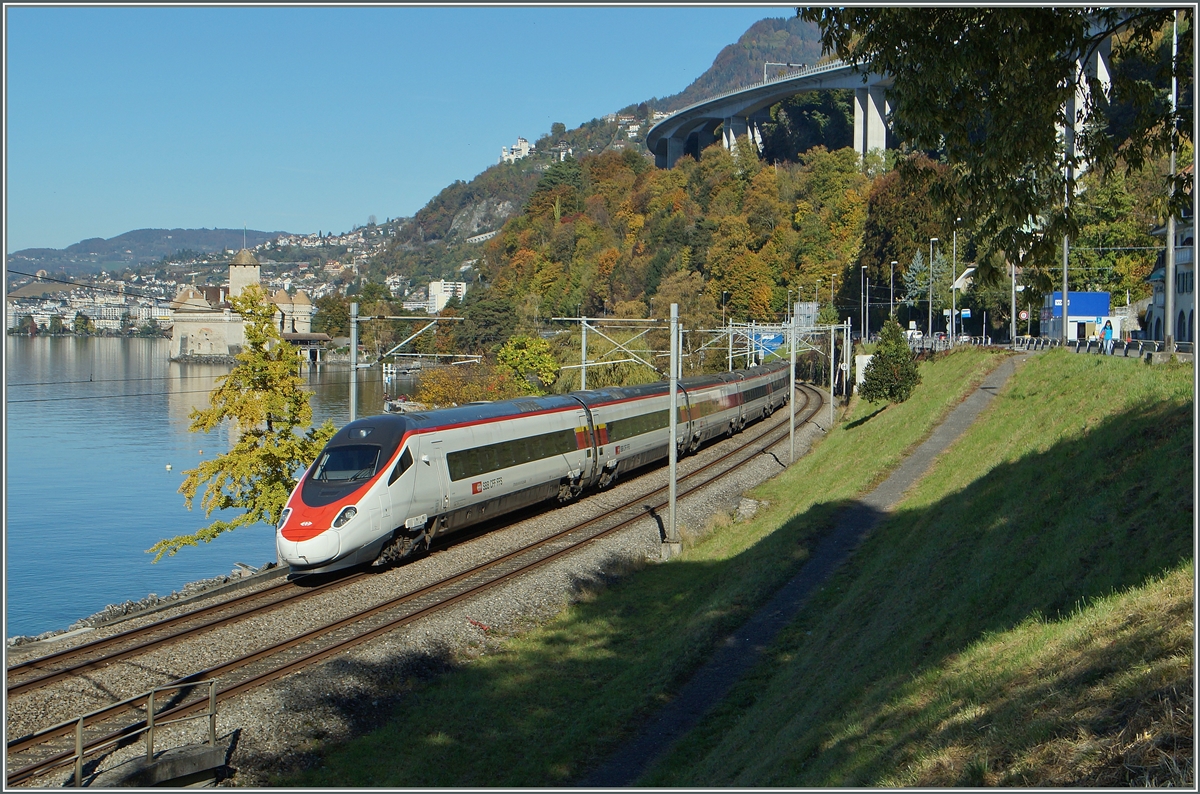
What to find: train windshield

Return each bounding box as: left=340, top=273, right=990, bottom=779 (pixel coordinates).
left=311, top=445, right=380, bottom=482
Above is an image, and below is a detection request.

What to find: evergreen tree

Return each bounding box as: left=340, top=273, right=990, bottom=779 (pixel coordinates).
left=148, top=285, right=336, bottom=561
left=860, top=318, right=921, bottom=404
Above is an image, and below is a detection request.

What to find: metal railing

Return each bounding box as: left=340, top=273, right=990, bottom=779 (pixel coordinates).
left=61, top=679, right=219, bottom=786
left=1013, top=336, right=1193, bottom=356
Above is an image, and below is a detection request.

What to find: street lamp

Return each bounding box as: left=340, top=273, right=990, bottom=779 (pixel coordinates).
left=861, top=265, right=868, bottom=341
left=786, top=288, right=792, bottom=325
left=890, top=260, right=897, bottom=318
left=928, top=238, right=938, bottom=337
left=951, top=218, right=959, bottom=345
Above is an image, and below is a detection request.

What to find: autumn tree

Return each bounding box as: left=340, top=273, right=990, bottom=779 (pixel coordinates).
left=799, top=8, right=1193, bottom=276
left=148, top=285, right=336, bottom=561
left=496, top=334, right=559, bottom=392
left=860, top=317, right=921, bottom=404
left=313, top=294, right=350, bottom=337
left=72, top=312, right=95, bottom=335
left=415, top=364, right=536, bottom=407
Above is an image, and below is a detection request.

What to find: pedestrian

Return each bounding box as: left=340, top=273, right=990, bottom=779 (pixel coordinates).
left=1103, top=320, right=1114, bottom=355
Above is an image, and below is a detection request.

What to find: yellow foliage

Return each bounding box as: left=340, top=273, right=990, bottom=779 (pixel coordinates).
left=416, top=364, right=540, bottom=407
left=147, top=285, right=337, bottom=561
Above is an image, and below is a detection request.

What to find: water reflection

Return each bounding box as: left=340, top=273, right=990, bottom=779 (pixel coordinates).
left=4, top=336, right=417, bottom=637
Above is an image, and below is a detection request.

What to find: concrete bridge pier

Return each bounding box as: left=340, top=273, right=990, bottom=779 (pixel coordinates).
left=722, top=117, right=749, bottom=152
left=854, top=86, right=889, bottom=158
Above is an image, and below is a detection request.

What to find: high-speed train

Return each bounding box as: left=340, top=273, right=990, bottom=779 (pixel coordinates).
left=277, top=360, right=791, bottom=575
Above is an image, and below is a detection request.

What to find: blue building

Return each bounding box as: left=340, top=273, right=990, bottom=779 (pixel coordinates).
left=1040, top=291, right=1122, bottom=341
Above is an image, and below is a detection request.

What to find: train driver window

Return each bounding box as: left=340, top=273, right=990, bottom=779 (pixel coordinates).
left=313, top=445, right=380, bottom=481
left=389, top=447, right=414, bottom=485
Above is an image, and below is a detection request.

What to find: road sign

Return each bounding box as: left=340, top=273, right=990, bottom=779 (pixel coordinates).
left=943, top=309, right=952, bottom=316
left=961, top=308, right=972, bottom=318
left=1019, top=310, right=1029, bottom=320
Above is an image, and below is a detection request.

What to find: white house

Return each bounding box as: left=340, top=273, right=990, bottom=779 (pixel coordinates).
left=427, top=280, right=468, bottom=313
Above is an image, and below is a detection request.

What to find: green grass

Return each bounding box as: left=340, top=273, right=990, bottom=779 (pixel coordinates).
left=643, top=350, right=1193, bottom=786
left=279, top=347, right=1006, bottom=787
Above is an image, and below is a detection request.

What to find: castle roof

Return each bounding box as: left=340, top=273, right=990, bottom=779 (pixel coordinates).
left=230, top=248, right=259, bottom=266
left=291, top=290, right=312, bottom=305
left=170, top=287, right=211, bottom=311
left=271, top=289, right=291, bottom=304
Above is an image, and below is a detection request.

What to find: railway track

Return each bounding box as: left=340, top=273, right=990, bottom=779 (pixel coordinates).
left=6, top=384, right=825, bottom=786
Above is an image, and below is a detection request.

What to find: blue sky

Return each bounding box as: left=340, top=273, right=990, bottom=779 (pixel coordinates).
left=5, top=5, right=790, bottom=253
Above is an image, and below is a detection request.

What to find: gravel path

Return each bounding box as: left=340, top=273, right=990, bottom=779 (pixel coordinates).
left=7, top=392, right=828, bottom=787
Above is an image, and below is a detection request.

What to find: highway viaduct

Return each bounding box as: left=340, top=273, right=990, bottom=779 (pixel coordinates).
left=647, top=36, right=1113, bottom=171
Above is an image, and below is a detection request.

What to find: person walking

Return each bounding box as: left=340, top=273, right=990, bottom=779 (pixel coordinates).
left=1102, top=320, right=1114, bottom=355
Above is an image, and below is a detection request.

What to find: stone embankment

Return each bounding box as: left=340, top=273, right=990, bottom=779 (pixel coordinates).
left=5, top=562, right=278, bottom=648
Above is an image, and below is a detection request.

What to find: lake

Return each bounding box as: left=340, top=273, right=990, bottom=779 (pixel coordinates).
left=4, top=336, right=414, bottom=638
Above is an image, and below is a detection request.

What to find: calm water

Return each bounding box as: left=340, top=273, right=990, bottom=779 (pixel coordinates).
left=4, top=336, right=414, bottom=638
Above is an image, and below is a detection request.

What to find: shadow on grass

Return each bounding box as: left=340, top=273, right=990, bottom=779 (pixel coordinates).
left=642, top=397, right=1193, bottom=787
left=269, top=398, right=1190, bottom=789
left=843, top=405, right=887, bottom=429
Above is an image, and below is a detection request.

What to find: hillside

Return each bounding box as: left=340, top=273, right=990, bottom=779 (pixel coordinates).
left=652, top=15, right=827, bottom=112
left=281, top=350, right=1192, bottom=788
left=646, top=351, right=1193, bottom=786
left=366, top=15, right=834, bottom=290
left=7, top=227, right=294, bottom=275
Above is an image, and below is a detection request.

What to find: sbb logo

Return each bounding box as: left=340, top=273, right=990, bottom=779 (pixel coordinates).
left=472, top=477, right=502, bottom=494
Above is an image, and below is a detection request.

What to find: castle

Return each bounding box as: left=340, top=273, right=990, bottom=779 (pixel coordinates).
left=168, top=249, right=325, bottom=361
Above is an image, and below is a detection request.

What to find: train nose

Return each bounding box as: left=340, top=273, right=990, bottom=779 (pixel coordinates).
left=277, top=529, right=341, bottom=567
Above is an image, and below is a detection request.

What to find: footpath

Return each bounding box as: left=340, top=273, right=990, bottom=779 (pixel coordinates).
left=580, top=354, right=1026, bottom=788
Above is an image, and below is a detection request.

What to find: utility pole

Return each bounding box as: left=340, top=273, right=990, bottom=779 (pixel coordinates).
left=890, top=261, right=896, bottom=318
left=580, top=315, right=588, bottom=390
left=349, top=301, right=358, bottom=422
left=1062, top=60, right=1075, bottom=346
left=727, top=320, right=733, bottom=372
left=928, top=238, right=938, bottom=337
left=789, top=308, right=796, bottom=463
left=664, top=303, right=681, bottom=559
left=951, top=220, right=958, bottom=345
left=829, top=324, right=835, bottom=427
left=1165, top=10, right=1178, bottom=352
left=861, top=265, right=867, bottom=342
left=1010, top=261, right=1017, bottom=349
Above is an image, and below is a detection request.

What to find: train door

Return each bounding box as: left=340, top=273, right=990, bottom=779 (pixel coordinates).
left=428, top=439, right=451, bottom=524
left=677, top=390, right=693, bottom=453
left=379, top=441, right=418, bottom=534
left=576, top=410, right=597, bottom=483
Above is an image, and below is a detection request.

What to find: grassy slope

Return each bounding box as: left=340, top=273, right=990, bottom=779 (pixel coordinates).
left=283, top=348, right=1005, bottom=787
left=645, top=350, right=1194, bottom=787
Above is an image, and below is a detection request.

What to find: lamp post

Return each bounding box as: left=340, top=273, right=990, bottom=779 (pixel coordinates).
left=890, top=260, right=897, bottom=318
left=951, top=219, right=959, bottom=345
left=786, top=288, right=792, bottom=325
left=1010, top=262, right=1017, bottom=349
left=928, top=238, right=938, bottom=337
left=861, top=265, right=867, bottom=341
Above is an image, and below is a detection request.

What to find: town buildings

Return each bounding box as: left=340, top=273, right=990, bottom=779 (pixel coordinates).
left=499, top=137, right=534, bottom=164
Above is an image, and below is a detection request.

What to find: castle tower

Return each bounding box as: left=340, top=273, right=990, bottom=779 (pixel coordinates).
left=228, top=248, right=261, bottom=297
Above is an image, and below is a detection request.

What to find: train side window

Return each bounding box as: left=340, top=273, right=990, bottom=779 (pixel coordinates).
left=389, top=447, right=414, bottom=485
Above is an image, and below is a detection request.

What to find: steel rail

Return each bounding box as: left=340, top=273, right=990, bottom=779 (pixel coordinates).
left=7, top=385, right=823, bottom=786
left=5, top=577, right=343, bottom=695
